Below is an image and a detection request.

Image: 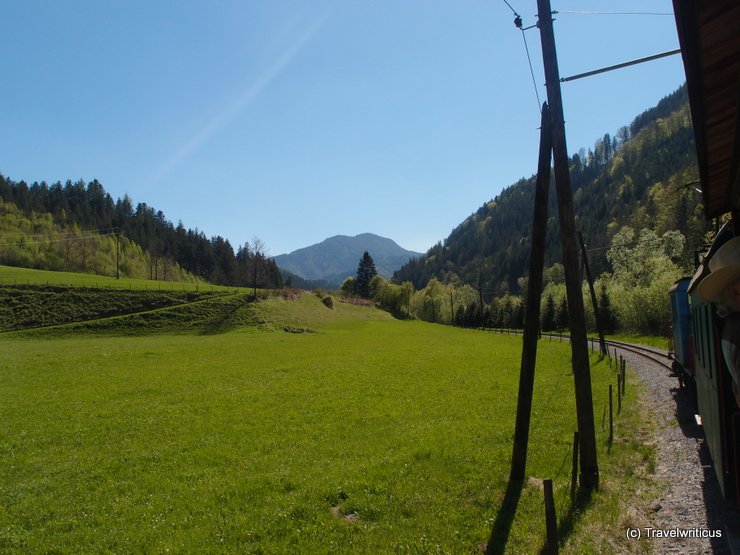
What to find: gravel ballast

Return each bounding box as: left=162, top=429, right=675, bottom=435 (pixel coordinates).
left=617, top=346, right=740, bottom=554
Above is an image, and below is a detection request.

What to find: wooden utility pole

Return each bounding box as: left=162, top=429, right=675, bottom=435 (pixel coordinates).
left=115, top=230, right=120, bottom=279
left=510, top=102, right=552, bottom=481
left=578, top=232, right=607, bottom=355
left=536, top=0, right=599, bottom=491
left=477, top=271, right=485, bottom=330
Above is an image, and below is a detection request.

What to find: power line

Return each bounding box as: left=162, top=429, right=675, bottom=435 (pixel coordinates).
left=0, top=229, right=119, bottom=247
left=502, top=0, right=519, bottom=17
left=555, top=10, right=673, bottom=16
left=519, top=26, right=542, bottom=113
left=585, top=235, right=670, bottom=254
left=503, top=0, right=542, bottom=113
left=0, top=227, right=118, bottom=242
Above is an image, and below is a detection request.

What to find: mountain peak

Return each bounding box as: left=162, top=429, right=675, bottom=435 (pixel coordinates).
left=275, top=233, right=421, bottom=285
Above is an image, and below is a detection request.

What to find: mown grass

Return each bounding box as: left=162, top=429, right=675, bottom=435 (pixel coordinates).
left=0, top=295, right=659, bottom=553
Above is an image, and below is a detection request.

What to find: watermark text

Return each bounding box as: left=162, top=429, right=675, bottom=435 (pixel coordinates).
left=626, top=527, right=722, bottom=541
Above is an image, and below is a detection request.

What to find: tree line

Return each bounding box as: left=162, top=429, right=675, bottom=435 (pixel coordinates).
left=362, top=222, right=687, bottom=337
left=0, top=175, right=282, bottom=288
left=387, top=84, right=710, bottom=336
left=393, top=85, right=712, bottom=334
left=393, top=84, right=707, bottom=298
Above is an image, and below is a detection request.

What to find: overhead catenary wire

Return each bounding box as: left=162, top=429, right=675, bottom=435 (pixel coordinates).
left=502, top=0, right=519, bottom=17
left=519, top=24, right=542, bottom=113
left=584, top=235, right=675, bottom=255
left=554, top=10, right=673, bottom=17
left=502, top=0, right=542, bottom=114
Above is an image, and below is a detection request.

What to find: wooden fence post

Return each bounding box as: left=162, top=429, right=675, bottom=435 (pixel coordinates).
left=601, top=405, right=606, bottom=431
left=544, top=478, right=558, bottom=554
left=621, top=360, right=626, bottom=396
left=608, top=385, right=614, bottom=446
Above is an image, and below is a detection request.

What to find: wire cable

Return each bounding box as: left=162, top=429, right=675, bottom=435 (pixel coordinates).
left=502, top=0, right=519, bottom=16
left=555, top=10, right=673, bottom=16
left=0, top=230, right=119, bottom=247
left=520, top=28, right=542, bottom=113
left=503, top=0, right=542, bottom=114
left=0, top=227, right=119, bottom=242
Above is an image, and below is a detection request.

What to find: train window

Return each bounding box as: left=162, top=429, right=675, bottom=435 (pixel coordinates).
left=704, top=306, right=711, bottom=375
left=700, top=306, right=709, bottom=370
left=692, top=307, right=699, bottom=363
left=699, top=306, right=705, bottom=367
left=694, top=306, right=704, bottom=365
left=705, top=306, right=713, bottom=379
left=696, top=304, right=710, bottom=374
left=704, top=305, right=715, bottom=379
left=694, top=307, right=699, bottom=364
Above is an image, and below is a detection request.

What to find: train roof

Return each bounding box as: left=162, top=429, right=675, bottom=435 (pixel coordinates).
left=672, top=1, right=740, bottom=219
left=669, top=277, right=691, bottom=295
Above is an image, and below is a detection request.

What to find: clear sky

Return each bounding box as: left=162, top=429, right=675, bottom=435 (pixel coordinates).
left=0, top=1, right=686, bottom=256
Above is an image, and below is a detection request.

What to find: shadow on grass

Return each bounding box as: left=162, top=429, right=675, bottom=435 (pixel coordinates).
left=547, top=487, right=593, bottom=554
left=485, top=478, right=523, bottom=555
left=485, top=477, right=595, bottom=554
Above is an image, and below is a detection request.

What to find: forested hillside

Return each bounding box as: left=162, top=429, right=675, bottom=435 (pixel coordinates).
left=394, top=85, right=707, bottom=297
left=0, top=177, right=282, bottom=288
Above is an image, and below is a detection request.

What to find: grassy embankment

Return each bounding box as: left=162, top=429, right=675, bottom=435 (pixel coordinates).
left=0, top=264, right=236, bottom=292
left=1, top=276, right=660, bottom=553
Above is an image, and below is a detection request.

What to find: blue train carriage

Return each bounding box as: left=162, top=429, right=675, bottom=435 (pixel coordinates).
left=687, top=231, right=740, bottom=503
left=669, top=277, right=692, bottom=384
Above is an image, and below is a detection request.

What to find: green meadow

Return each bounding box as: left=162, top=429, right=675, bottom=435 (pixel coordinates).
left=1, top=292, right=655, bottom=553
left=0, top=264, right=239, bottom=293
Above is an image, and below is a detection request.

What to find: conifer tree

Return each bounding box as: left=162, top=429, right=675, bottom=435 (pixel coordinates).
left=542, top=294, right=556, bottom=332
left=355, top=251, right=377, bottom=299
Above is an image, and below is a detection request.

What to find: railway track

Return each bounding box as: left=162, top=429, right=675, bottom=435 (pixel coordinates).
left=527, top=329, right=675, bottom=372
left=601, top=338, right=674, bottom=372
left=492, top=328, right=675, bottom=369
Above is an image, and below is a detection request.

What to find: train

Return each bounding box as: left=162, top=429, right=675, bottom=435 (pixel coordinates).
left=667, top=0, right=740, bottom=506
left=669, top=222, right=740, bottom=504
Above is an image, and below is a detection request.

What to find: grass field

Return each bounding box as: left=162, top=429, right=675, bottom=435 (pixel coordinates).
left=0, top=293, right=657, bottom=553
left=0, top=264, right=241, bottom=293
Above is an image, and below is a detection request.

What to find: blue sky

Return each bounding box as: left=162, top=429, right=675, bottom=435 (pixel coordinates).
left=0, top=1, right=685, bottom=256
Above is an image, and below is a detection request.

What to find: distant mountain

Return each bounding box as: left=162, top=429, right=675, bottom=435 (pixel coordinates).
left=275, top=233, right=421, bottom=286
